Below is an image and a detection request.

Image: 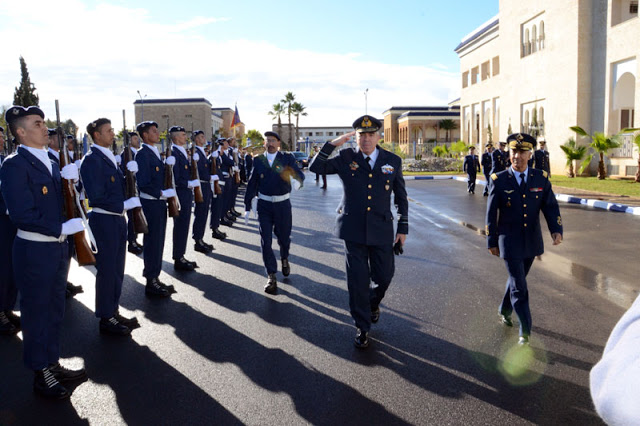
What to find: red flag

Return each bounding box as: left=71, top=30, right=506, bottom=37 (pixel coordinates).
left=231, top=105, right=241, bottom=128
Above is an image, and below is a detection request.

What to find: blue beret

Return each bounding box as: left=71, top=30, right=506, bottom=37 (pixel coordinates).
left=169, top=126, right=185, bottom=133
left=193, top=129, right=204, bottom=137
left=5, top=105, right=44, bottom=124
left=352, top=115, right=381, bottom=133
left=136, top=121, right=158, bottom=133
left=506, top=133, right=537, bottom=151
left=128, top=131, right=139, bottom=137
left=264, top=131, right=280, bottom=141
left=48, top=128, right=57, bottom=136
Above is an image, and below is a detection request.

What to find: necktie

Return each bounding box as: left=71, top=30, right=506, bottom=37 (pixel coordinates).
left=365, top=156, right=372, bottom=169
left=519, top=173, right=526, bottom=192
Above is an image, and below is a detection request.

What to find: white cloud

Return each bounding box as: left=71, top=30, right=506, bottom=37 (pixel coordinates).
left=0, top=0, right=459, bottom=135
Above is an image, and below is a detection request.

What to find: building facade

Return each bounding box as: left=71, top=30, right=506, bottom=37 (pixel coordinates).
left=273, top=124, right=354, bottom=153
left=456, top=0, right=639, bottom=177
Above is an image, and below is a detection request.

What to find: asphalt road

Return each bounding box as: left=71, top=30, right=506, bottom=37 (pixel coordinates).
left=2, top=172, right=636, bottom=425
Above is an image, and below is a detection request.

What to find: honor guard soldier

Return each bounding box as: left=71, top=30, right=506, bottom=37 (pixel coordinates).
left=244, top=131, right=304, bottom=294
left=227, top=137, right=243, bottom=218
left=0, top=125, right=20, bottom=335
left=1, top=106, right=87, bottom=399
left=81, top=118, right=141, bottom=335
left=209, top=139, right=227, bottom=239
left=310, top=115, right=408, bottom=349
left=481, top=143, right=493, bottom=196
left=534, top=139, right=551, bottom=175
left=500, top=140, right=511, bottom=168
left=124, top=131, right=144, bottom=254
left=169, top=126, right=199, bottom=271
left=463, top=146, right=481, bottom=194
left=219, top=139, right=237, bottom=227
left=490, top=141, right=506, bottom=176
left=191, top=130, right=215, bottom=253
left=486, top=133, right=563, bottom=346
left=135, top=121, right=176, bottom=297
left=244, top=148, right=253, bottom=184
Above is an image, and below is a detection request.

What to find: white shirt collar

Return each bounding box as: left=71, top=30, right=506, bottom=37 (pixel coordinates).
left=131, top=147, right=138, bottom=154
left=266, top=152, right=277, bottom=164
left=48, top=147, right=60, bottom=161
left=358, top=147, right=379, bottom=166
left=196, top=145, right=206, bottom=156
left=173, top=144, right=188, bottom=159
left=143, top=143, right=161, bottom=160
left=92, top=144, right=118, bottom=168
left=24, top=146, right=53, bottom=175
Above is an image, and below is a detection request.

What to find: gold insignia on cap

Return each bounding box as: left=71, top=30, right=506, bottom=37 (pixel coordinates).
left=12, top=108, right=19, bottom=115
left=557, top=216, right=562, bottom=226
left=516, top=133, right=524, bottom=142
left=111, top=176, right=115, bottom=182
left=362, top=116, right=373, bottom=128
left=42, top=186, right=48, bottom=195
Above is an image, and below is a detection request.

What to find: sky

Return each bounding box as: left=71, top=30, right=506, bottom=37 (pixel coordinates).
left=0, top=0, right=498, bottom=137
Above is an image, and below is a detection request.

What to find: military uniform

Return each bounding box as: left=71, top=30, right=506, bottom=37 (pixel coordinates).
left=209, top=143, right=227, bottom=237
left=490, top=145, right=506, bottom=175
left=121, top=138, right=143, bottom=254
left=219, top=145, right=236, bottom=226
left=463, top=152, right=481, bottom=194
left=534, top=146, right=551, bottom=174
left=486, top=133, right=562, bottom=344
left=191, top=131, right=214, bottom=250
left=0, top=143, right=19, bottom=335
left=481, top=144, right=493, bottom=196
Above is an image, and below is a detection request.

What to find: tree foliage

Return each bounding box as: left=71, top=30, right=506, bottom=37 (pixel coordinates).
left=559, top=137, right=587, bottom=178
left=432, top=145, right=449, bottom=158
left=570, top=126, right=637, bottom=179
left=13, top=56, right=40, bottom=107
left=243, top=129, right=264, bottom=148
left=45, top=118, right=79, bottom=137
left=438, top=119, right=457, bottom=142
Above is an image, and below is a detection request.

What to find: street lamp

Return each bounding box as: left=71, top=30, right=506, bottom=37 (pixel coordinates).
left=364, top=88, right=369, bottom=114
left=137, top=90, right=147, bottom=121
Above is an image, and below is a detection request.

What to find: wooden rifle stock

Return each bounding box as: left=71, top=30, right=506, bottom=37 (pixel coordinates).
left=164, top=131, right=180, bottom=217
left=209, top=146, right=222, bottom=195
left=232, top=147, right=241, bottom=184
left=55, top=100, right=95, bottom=266
left=122, top=110, right=148, bottom=234
left=190, top=142, right=204, bottom=203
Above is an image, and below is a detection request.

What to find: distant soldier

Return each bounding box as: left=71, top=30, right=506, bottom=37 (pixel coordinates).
left=481, top=143, right=493, bottom=196
left=124, top=131, right=144, bottom=254
left=490, top=141, right=506, bottom=176
left=191, top=130, right=215, bottom=253
left=209, top=139, right=228, bottom=239
left=534, top=139, right=551, bottom=175
left=463, top=146, right=481, bottom=194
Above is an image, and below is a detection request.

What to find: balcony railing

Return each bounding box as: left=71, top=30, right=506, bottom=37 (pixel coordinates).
left=611, top=133, right=634, bottom=158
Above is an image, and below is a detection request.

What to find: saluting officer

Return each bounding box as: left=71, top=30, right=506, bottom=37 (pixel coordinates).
left=481, top=143, right=493, bottom=196
left=463, top=146, right=481, bottom=194
left=191, top=130, right=215, bottom=253
left=534, top=139, right=551, bottom=175
left=486, top=133, right=563, bottom=346
left=135, top=121, right=176, bottom=297
left=209, top=139, right=228, bottom=239
left=81, top=118, right=141, bottom=336
left=169, top=126, right=199, bottom=271
left=310, top=116, right=408, bottom=349
left=1, top=106, right=87, bottom=399
left=124, top=131, right=144, bottom=254
left=244, top=131, right=304, bottom=294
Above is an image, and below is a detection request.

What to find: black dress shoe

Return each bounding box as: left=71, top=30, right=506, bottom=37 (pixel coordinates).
left=48, top=363, right=88, bottom=382
left=127, top=241, right=144, bottom=255
left=211, top=228, right=227, bottom=240
left=115, top=311, right=140, bottom=329
left=202, top=240, right=214, bottom=251
left=174, top=257, right=196, bottom=271
left=100, top=317, right=131, bottom=336
left=0, top=311, right=19, bottom=335
left=220, top=218, right=234, bottom=227
left=500, top=314, right=513, bottom=327
left=66, top=282, right=83, bottom=295
left=34, top=368, right=69, bottom=399
left=145, top=278, right=171, bottom=298
left=371, top=306, right=380, bottom=324
left=231, top=209, right=242, bottom=217
left=354, top=329, right=369, bottom=349
left=194, top=240, right=212, bottom=253
left=264, top=274, right=277, bottom=295
left=281, top=258, right=290, bottom=277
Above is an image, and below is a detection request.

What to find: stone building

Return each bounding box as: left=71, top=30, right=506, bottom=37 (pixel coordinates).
left=273, top=124, right=354, bottom=153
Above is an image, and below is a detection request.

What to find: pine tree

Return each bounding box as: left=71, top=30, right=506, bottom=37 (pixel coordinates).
left=13, top=56, right=40, bottom=107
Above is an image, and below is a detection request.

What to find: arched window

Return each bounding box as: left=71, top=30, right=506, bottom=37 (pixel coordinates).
left=525, top=29, right=531, bottom=56
left=539, top=107, right=545, bottom=135
left=532, top=25, right=537, bottom=53
left=539, top=21, right=545, bottom=49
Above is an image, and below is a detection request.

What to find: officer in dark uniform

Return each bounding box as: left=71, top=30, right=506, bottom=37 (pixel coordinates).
left=534, top=139, right=551, bottom=175
left=244, top=149, right=253, bottom=184
left=486, top=133, right=563, bottom=346
left=500, top=141, right=511, bottom=168
left=81, top=118, right=141, bottom=336
left=124, top=131, right=144, bottom=254
left=490, top=141, right=506, bottom=175
left=135, top=121, right=176, bottom=297
left=310, top=115, right=408, bottom=349
left=191, top=130, right=214, bottom=253
left=1, top=106, right=87, bottom=399
left=0, top=125, right=20, bottom=335
left=228, top=137, right=242, bottom=218
left=209, top=139, right=227, bottom=239
left=219, top=139, right=237, bottom=227
left=244, top=131, right=304, bottom=294
left=481, top=143, right=493, bottom=196
left=463, top=146, right=481, bottom=194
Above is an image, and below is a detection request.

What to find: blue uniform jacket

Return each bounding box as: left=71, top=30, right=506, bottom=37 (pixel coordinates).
left=310, top=144, right=408, bottom=246
left=244, top=151, right=304, bottom=210
left=463, top=155, right=480, bottom=175
left=245, top=154, right=253, bottom=178
left=485, top=168, right=562, bottom=259
left=0, top=148, right=64, bottom=237
left=491, top=149, right=505, bottom=174
left=135, top=145, right=165, bottom=199
left=534, top=149, right=550, bottom=173
left=220, top=150, right=235, bottom=177
left=481, top=152, right=492, bottom=174
left=172, top=146, right=191, bottom=189
left=80, top=148, right=126, bottom=213
left=194, top=146, right=210, bottom=180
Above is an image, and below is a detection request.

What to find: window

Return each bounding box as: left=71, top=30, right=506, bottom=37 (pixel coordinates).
left=481, top=61, right=490, bottom=80
left=631, top=1, right=638, bottom=14
left=327, top=132, right=334, bottom=136
left=462, top=71, right=469, bottom=88
left=336, top=132, right=343, bottom=136
left=539, top=21, right=545, bottom=49
left=471, top=66, right=479, bottom=85
left=492, top=56, right=500, bottom=76
left=620, top=109, right=635, bottom=129
left=315, top=132, right=323, bottom=136
left=532, top=25, right=537, bottom=53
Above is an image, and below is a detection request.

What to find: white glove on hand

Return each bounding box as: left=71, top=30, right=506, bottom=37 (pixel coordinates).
left=210, top=175, right=219, bottom=182
left=244, top=210, right=250, bottom=225
left=115, top=154, right=122, bottom=165
left=188, top=179, right=200, bottom=188
left=193, top=153, right=200, bottom=162
left=123, top=197, right=142, bottom=211
left=233, top=166, right=240, bottom=173
left=165, top=155, right=176, bottom=166
left=61, top=218, right=85, bottom=236
left=74, top=159, right=82, bottom=170
left=61, top=163, right=79, bottom=181
left=211, top=150, right=219, bottom=159
left=291, top=178, right=302, bottom=191
left=161, top=188, right=176, bottom=199
left=126, top=160, right=139, bottom=173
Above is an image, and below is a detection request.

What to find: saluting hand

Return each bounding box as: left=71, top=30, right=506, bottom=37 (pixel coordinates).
left=330, top=131, right=356, bottom=147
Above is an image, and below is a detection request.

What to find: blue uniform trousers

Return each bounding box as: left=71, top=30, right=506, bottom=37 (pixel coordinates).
left=126, top=209, right=136, bottom=244
left=172, top=188, right=193, bottom=260
left=499, top=257, right=535, bottom=337
left=14, top=238, right=68, bottom=370
left=192, top=183, right=212, bottom=241
left=0, top=214, right=17, bottom=311
left=90, top=212, right=126, bottom=318
left=210, top=188, right=222, bottom=230
left=467, top=172, right=477, bottom=193
left=257, top=199, right=292, bottom=275
left=483, top=171, right=491, bottom=196
left=344, top=241, right=394, bottom=333
left=141, top=199, right=167, bottom=280
left=221, top=178, right=234, bottom=217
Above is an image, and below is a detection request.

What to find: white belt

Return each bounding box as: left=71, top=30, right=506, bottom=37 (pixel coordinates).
left=258, top=193, right=290, bottom=203
left=91, top=207, right=125, bottom=217
left=218, top=181, right=226, bottom=187
left=200, top=180, right=209, bottom=183
left=222, top=172, right=230, bottom=178
left=140, top=192, right=160, bottom=200
left=17, top=229, right=65, bottom=243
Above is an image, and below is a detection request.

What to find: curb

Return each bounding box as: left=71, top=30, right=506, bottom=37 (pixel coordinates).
left=406, top=175, right=640, bottom=215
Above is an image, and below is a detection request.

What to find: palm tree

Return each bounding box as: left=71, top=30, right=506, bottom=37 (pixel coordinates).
left=268, top=102, right=284, bottom=147
left=432, top=145, right=449, bottom=158
left=281, top=92, right=296, bottom=149
left=291, top=102, right=307, bottom=149
left=439, top=119, right=457, bottom=142
left=570, top=126, right=632, bottom=179
left=559, top=137, right=587, bottom=178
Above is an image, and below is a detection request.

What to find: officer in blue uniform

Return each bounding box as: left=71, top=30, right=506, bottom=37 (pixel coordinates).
left=244, top=131, right=304, bottom=294
left=169, top=126, right=199, bottom=271
left=191, top=130, right=214, bottom=253
left=227, top=137, right=242, bottom=218
left=534, top=139, right=551, bottom=175
left=135, top=121, right=176, bottom=297
left=500, top=141, right=511, bottom=168
left=124, top=131, right=144, bottom=255
left=310, top=115, right=408, bottom=349
left=463, top=146, right=481, bottom=194
left=81, top=118, right=141, bottom=336
left=490, top=141, right=506, bottom=175
left=481, top=143, right=493, bottom=196
left=1, top=106, right=87, bottom=399
left=0, top=125, right=20, bottom=335
left=209, top=139, right=228, bottom=239
left=486, top=132, right=563, bottom=346
left=219, top=139, right=237, bottom=227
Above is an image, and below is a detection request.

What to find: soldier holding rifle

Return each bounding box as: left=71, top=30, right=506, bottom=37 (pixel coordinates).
left=191, top=130, right=215, bottom=253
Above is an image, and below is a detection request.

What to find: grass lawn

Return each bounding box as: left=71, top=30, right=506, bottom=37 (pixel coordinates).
left=550, top=175, right=640, bottom=197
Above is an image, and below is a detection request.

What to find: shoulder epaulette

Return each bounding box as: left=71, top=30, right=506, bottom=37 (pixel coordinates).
left=542, top=170, right=548, bottom=178
left=491, top=173, right=498, bottom=181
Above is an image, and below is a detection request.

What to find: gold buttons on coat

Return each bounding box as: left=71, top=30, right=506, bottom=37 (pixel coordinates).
left=367, top=207, right=371, bottom=211
left=368, top=196, right=372, bottom=200
left=369, top=174, right=373, bottom=178
left=368, top=184, right=372, bottom=189
left=523, top=204, right=527, bottom=208
left=524, top=223, right=528, bottom=227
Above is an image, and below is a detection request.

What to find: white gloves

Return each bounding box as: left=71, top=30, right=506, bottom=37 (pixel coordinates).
left=161, top=188, right=176, bottom=199
left=211, top=150, right=219, bottom=159
left=126, top=160, right=139, bottom=173
left=188, top=179, right=201, bottom=188
left=244, top=210, right=250, bottom=225
left=115, top=154, right=122, bottom=165
left=61, top=163, right=79, bottom=181
left=165, top=155, right=176, bottom=166
left=232, top=166, right=240, bottom=173
left=193, top=153, right=200, bottom=162
left=291, top=178, right=302, bottom=191
left=74, top=160, right=82, bottom=170
left=123, top=197, right=141, bottom=211
left=210, top=175, right=219, bottom=182
left=61, top=218, right=85, bottom=236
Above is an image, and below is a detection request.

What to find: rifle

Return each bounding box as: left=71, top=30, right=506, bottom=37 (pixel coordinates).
left=55, top=100, right=96, bottom=266
left=209, top=130, right=222, bottom=195
left=164, top=123, right=180, bottom=217
left=122, top=110, right=149, bottom=234
left=190, top=131, right=204, bottom=204
left=231, top=139, right=241, bottom=184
